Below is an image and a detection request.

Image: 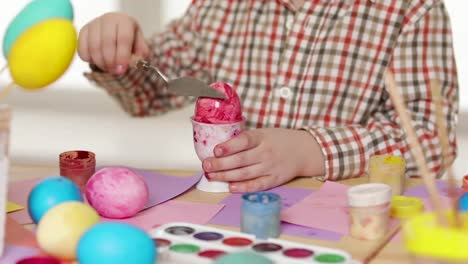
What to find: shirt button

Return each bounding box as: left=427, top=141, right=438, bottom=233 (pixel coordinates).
left=286, top=17, right=294, bottom=30
left=279, top=86, right=291, bottom=99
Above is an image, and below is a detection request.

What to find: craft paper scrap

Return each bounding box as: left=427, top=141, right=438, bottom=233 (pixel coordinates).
left=7, top=177, right=41, bottom=224
left=282, top=181, right=350, bottom=234
left=0, top=244, right=41, bottom=263
left=404, top=180, right=462, bottom=199
left=7, top=201, right=24, bottom=213
left=8, top=168, right=203, bottom=224
left=6, top=217, right=38, bottom=248
left=102, top=200, right=224, bottom=231
left=209, top=186, right=342, bottom=241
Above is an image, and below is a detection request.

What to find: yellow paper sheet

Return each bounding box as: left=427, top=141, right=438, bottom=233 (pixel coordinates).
left=6, top=201, right=24, bottom=213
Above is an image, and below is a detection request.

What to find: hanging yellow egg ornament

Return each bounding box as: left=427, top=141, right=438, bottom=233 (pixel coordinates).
left=8, top=18, right=76, bottom=90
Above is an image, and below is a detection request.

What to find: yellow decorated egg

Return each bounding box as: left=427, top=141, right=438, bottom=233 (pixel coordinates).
left=36, top=201, right=100, bottom=260
left=8, top=18, right=76, bottom=90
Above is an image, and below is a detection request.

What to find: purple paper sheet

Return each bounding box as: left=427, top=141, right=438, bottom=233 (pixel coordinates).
left=9, top=167, right=202, bottom=224
left=119, top=167, right=202, bottom=209
left=0, top=244, right=40, bottom=263
left=404, top=180, right=462, bottom=198
left=209, top=186, right=342, bottom=241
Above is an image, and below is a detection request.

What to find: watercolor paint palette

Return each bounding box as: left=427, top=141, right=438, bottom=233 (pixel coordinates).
left=148, top=222, right=359, bottom=264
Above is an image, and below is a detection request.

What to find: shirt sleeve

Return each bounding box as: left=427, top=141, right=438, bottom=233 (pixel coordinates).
left=302, top=1, right=459, bottom=180
left=83, top=0, right=211, bottom=117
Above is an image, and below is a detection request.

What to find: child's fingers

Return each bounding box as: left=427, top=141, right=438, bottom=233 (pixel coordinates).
left=134, top=29, right=150, bottom=58
left=229, top=175, right=276, bottom=193
left=77, top=26, right=90, bottom=62
left=206, top=162, right=266, bottom=182
left=203, top=147, right=260, bottom=172
left=101, top=20, right=118, bottom=72
left=214, top=131, right=261, bottom=158
left=114, top=21, right=135, bottom=74
left=88, top=20, right=106, bottom=71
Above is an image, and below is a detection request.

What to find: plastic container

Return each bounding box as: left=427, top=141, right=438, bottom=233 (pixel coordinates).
left=347, top=183, right=392, bottom=240
left=191, top=117, right=244, bottom=193
left=402, top=210, right=468, bottom=263
left=0, top=104, right=11, bottom=257
left=59, top=150, right=96, bottom=192
left=368, top=155, right=405, bottom=196
left=241, top=192, right=281, bottom=239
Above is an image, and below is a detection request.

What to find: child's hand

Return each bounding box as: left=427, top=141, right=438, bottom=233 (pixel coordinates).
left=78, top=12, right=150, bottom=75
left=202, top=128, right=325, bottom=192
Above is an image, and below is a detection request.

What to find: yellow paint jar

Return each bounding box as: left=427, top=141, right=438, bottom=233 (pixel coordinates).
left=369, top=155, right=406, bottom=196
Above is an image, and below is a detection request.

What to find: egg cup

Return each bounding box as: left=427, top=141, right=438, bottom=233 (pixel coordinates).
left=191, top=117, right=244, bottom=193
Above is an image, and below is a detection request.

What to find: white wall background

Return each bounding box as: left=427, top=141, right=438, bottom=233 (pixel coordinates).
left=0, top=0, right=466, bottom=178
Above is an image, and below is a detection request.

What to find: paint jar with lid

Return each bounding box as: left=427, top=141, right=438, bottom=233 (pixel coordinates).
left=462, top=175, right=468, bottom=193
left=347, top=183, right=392, bottom=240
left=59, top=150, right=96, bottom=192
left=241, top=192, right=281, bottom=239
left=402, top=210, right=468, bottom=264
left=369, top=154, right=406, bottom=196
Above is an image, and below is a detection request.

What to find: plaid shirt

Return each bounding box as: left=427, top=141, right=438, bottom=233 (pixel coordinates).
left=85, top=0, right=459, bottom=181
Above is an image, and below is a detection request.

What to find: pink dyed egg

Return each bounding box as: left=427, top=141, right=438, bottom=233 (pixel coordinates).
left=85, top=167, right=149, bottom=218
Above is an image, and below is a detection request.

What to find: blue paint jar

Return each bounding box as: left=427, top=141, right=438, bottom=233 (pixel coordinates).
left=459, top=193, right=468, bottom=212
left=241, top=192, right=281, bottom=239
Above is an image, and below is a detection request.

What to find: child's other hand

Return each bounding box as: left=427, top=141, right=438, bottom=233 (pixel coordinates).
left=202, top=128, right=325, bottom=192
left=78, top=12, right=150, bottom=75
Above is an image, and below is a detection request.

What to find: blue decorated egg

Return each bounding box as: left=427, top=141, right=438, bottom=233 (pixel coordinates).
left=3, top=0, right=74, bottom=58
left=77, top=222, right=156, bottom=264
left=28, top=176, right=83, bottom=223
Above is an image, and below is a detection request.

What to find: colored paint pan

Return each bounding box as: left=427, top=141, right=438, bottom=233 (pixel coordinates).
left=252, top=243, right=283, bottom=253
left=222, top=237, right=253, bottom=247
left=194, top=231, right=224, bottom=241
left=315, top=253, right=346, bottom=263
left=283, top=248, right=314, bottom=258
left=198, top=249, right=226, bottom=259
left=169, top=244, right=200, bottom=253
left=165, top=226, right=195, bottom=236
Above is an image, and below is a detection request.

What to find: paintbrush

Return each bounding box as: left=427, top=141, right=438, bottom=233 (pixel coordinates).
left=362, top=224, right=401, bottom=264
left=430, top=79, right=460, bottom=227
left=384, top=71, right=447, bottom=226
left=362, top=73, right=449, bottom=264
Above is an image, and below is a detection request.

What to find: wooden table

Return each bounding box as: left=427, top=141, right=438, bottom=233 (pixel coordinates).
left=9, top=164, right=420, bottom=264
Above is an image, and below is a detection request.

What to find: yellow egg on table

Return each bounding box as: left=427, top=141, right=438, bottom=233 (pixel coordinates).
left=36, top=201, right=100, bottom=260
left=8, top=18, right=76, bottom=90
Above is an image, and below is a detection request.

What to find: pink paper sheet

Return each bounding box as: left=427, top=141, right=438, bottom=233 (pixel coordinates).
left=102, top=200, right=225, bottom=231
left=282, top=181, right=351, bottom=234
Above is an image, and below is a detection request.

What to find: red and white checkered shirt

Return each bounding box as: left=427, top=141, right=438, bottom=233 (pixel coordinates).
left=85, top=0, right=459, bottom=181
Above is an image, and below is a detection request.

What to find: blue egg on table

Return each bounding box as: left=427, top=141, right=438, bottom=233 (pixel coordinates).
left=77, top=222, right=156, bottom=264
left=3, top=0, right=74, bottom=58
left=458, top=192, right=468, bottom=212
left=28, top=176, right=83, bottom=223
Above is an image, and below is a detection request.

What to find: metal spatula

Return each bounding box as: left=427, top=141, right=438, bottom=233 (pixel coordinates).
left=134, top=59, right=225, bottom=99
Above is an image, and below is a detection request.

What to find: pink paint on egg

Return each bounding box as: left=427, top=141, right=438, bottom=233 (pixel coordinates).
left=85, top=167, right=149, bottom=219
